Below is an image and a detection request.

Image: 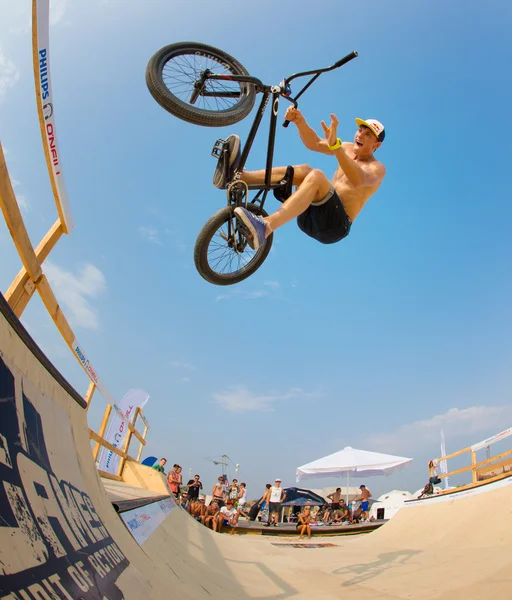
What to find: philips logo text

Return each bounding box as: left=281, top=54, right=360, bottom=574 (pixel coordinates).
left=39, top=49, right=50, bottom=100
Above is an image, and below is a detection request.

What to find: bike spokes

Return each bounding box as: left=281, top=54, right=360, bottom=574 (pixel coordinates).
left=207, top=217, right=258, bottom=276
left=162, top=52, right=244, bottom=112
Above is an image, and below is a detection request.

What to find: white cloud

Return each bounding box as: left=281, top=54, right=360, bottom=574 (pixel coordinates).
left=0, top=48, right=20, bottom=99
left=50, top=0, right=69, bottom=25
left=11, top=179, right=29, bottom=213
left=181, top=377, right=191, bottom=383
left=263, top=280, right=280, bottom=290
left=365, top=405, right=512, bottom=455
left=16, top=195, right=28, bottom=213
left=44, top=261, right=106, bottom=330
left=170, top=361, right=195, bottom=371
left=212, top=386, right=317, bottom=413
left=216, top=288, right=273, bottom=302
left=139, top=226, right=162, bottom=245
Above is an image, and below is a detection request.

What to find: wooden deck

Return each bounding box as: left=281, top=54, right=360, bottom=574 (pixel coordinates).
left=224, top=519, right=386, bottom=536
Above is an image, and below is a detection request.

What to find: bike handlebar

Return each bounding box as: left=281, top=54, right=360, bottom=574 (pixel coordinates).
left=333, top=50, right=358, bottom=69
left=282, top=50, right=358, bottom=128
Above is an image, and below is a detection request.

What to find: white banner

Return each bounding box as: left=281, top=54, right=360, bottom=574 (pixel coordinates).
left=440, top=429, right=450, bottom=489
left=120, top=498, right=176, bottom=545
left=97, top=389, right=150, bottom=474
left=33, top=0, right=74, bottom=233
left=471, top=427, right=512, bottom=452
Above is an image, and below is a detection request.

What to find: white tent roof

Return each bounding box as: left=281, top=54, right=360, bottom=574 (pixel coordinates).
left=296, top=446, right=413, bottom=482
left=377, top=489, right=414, bottom=502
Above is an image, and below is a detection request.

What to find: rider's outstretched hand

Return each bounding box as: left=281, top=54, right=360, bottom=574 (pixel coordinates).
left=285, top=106, right=304, bottom=124
left=321, top=113, right=339, bottom=146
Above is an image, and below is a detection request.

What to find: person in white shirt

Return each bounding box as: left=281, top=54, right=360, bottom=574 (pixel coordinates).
left=266, top=478, right=285, bottom=527
left=215, top=500, right=249, bottom=534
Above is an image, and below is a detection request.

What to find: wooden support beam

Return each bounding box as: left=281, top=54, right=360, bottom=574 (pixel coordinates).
left=84, top=381, right=96, bottom=412
left=36, top=274, right=75, bottom=344
left=89, top=429, right=127, bottom=459
left=0, top=144, right=43, bottom=283
left=92, top=405, right=112, bottom=462
left=136, top=424, right=149, bottom=462
left=97, top=471, right=122, bottom=482
left=5, top=219, right=63, bottom=317
left=434, top=446, right=472, bottom=463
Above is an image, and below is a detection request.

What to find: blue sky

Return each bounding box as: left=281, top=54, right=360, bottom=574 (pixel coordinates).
left=1, top=0, right=512, bottom=499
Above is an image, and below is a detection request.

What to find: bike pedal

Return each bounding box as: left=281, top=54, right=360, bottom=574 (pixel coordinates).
left=211, top=138, right=227, bottom=159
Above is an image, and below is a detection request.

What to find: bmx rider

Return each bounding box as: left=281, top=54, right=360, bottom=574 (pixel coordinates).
left=214, top=108, right=386, bottom=249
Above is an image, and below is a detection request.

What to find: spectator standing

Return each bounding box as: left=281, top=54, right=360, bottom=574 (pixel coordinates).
left=227, top=479, right=240, bottom=507
left=267, top=478, right=285, bottom=527
left=168, top=464, right=182, bottom=498
left=353, top=484, right=372, bottom=521
left=238, top=483, right=248, bottom=512
left=152, top=458, right=167, bottom=473
left=212, top=476, right=227, bottom=507
left=187, top=474, right=203, bottom=501
left=258, top=484, right=272, bottom=523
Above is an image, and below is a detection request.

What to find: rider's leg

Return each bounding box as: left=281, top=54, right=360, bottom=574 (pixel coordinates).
left=234, top=169, right=331, bottom=250
left=240, top=164, right=312, bottom=186
left=264, top=169, right=332, bottom=234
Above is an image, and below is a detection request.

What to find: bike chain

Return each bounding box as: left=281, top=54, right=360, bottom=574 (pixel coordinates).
left=226, top=180, right=250, bottom=254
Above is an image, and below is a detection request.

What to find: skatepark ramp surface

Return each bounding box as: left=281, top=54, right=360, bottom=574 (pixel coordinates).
left=1, top=293, right=512, bottom=600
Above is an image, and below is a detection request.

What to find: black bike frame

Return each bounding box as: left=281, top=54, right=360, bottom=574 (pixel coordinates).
left=205, top=51, right=358, bottom=209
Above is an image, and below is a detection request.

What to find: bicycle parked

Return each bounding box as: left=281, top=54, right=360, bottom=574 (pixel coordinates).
left=146, top=42, right=358, bottom=285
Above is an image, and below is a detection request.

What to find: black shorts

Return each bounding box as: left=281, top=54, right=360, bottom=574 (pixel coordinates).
left=297, top=188, right=352, bottom=244
left=269, top=502, right=280, bottom=514
left=331, top=502, right=340, bottom=511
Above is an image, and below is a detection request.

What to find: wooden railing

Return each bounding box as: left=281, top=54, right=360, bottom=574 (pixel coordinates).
left=430, top=439, right=512, bottom=492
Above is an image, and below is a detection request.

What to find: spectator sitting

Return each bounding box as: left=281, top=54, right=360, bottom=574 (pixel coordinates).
left=215, top=500, right=250, bottom=535
left=202, top=500, right=219, bottom=529
left=331, top=499, right=350, bottom=523
left=194, top=497, right=207, bottom=521
left=152, top=458, right=167, bottom=473
left=297, top=506, right=312, bottom=540
left=179, top=492, right=189, bottom=511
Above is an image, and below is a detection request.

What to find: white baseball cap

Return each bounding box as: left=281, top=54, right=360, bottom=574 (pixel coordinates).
left=275, top=478, right=281, bottom=482
left=355, top=118, right=385, bottom=142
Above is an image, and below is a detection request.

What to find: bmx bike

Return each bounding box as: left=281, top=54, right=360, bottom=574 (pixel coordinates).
left=146, top=42, right=358, bottom=285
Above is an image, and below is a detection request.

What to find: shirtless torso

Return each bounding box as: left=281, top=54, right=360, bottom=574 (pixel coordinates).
left=332, top=143, right=384, bottom=222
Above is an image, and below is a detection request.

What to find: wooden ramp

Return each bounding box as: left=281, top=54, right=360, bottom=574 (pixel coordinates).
left=1, top=293, right=511, bottom=600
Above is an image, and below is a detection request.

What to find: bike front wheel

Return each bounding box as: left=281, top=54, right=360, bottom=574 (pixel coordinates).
left=194, top=203, right=273, bottom=285
left=146, top=42, right=256, bottom=127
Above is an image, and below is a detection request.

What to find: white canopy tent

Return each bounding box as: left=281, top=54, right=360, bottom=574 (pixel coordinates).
left=296, top=446, right=413, bottom=504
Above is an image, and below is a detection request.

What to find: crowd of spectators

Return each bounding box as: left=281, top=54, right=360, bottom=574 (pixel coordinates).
left=151, top=459, right=249, bottom=534
left=150, top=459, right=375, bottom=536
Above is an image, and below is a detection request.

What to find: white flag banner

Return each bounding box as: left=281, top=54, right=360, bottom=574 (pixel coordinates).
left=440, top=429, right=450, bottom=489
left=97, top=389, right=150, bottom=475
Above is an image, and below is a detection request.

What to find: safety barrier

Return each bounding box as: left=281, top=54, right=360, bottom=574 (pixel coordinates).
left=430, top=427, right=512, bottom=493
left=0, top=0, right=149, bottom=480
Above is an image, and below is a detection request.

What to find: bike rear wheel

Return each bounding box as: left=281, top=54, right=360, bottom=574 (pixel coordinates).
left=146, top=42, right=256, bottom=127
left=194, top=203, right=273, bottom=285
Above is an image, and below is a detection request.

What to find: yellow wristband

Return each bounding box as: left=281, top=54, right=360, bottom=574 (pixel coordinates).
left=328, top=138, right=342, bottom=151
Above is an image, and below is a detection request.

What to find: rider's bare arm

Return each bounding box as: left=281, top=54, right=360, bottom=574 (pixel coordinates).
left=333, top=147, right=386, bottom=187
left=285, top=107, right=332, bottom=155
